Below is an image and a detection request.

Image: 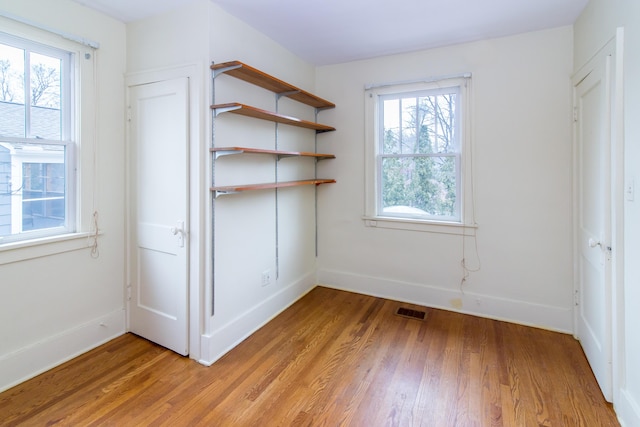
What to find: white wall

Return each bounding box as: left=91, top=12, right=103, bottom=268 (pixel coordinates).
left=202, top=4, right=322, bottom=364
left=316, top=26, right=575, bottom=332
left=0, top=0, right=126, bottom=392
left=574, top=1, right=640, bottom=425
left=126, top=2, right=325, bottom=365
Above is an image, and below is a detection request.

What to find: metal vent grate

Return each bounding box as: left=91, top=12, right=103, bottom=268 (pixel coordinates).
left=395, top=307, right=427, bottom=321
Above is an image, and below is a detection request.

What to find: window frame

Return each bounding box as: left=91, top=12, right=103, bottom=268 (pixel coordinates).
left=0, top=31, right=76, bottom=243
left=364, top=76, right=476, bottom=235
left=0, top=16, right=96, bottom=257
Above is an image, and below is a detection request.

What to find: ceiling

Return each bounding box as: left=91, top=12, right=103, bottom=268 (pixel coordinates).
left=71, top=0, right=589, bottom=65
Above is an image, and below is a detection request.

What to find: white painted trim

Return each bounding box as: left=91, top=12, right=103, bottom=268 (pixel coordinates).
left=617, top=388, right=640, bottom=427
left=611, top=27, right=626, bottom=412
left=362, top=216, right=477, bottom=236
left=572, top=32, right=623, bottom=404
left=0, top=309, right=125, bottom=393
left=0, top=231, right=99, bottom=265
left=198, top=272, right=316, bottom=366
left=317, top=268, right=573, bottom=333
left=364, top=77, right=476, bottom=232
left=0, top=10, right=100, bottom=49
left=125, top=63, right=205, bottom=361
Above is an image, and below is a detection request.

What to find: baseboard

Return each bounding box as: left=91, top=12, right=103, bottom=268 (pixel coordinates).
left=0, top=309, right=126, bottom=393
left=198, top=272, right=316, bottom=366
left=616, top=388, right=640, bottom=427
left=317, top=268, right=573, bottom=333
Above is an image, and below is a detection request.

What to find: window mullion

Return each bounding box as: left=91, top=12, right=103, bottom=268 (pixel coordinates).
left=415, top=96, right=420, bottom=154
left=24, top=48, right=31, bottom=138
left=398, top=97, right=402, bottom=154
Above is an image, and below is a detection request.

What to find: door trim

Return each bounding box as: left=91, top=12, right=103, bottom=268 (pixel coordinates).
left=571, top=29, right=624, bottom=404
left=125, top=63, right=204, bottom=361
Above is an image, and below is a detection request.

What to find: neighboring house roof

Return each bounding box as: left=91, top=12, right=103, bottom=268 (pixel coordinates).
left=0, top=101, right=61, bottom=140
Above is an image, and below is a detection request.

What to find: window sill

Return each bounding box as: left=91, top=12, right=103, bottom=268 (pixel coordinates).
left=362, top=216, right=477, bottom=236
left=0, top=232, right=99, bottom=265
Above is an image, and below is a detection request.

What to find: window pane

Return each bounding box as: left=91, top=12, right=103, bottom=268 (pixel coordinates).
left=0, top=142, right=66, bottom=237
left=400, top=97, right=416, bottom=153
left=382, top=98, right=400, bottom=154
left=0, top=32, right=75, bottom=244
left=30, top=52, right=61, bottom=140
left=433, top=93, right=457, bottom=153
left=381, top=156, right=457, bottom=218
left=382, top=91, right=458, bottom=156
left=0, top=42, right=26, bottom=138
left=0, top=144, right=10, bottom=237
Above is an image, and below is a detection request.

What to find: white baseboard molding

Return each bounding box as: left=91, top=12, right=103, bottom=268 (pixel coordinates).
left=198, top=272, right=316, bottom=366
left=317, top=269, right=573, bottom=333
left=0, top=309, right=126, bottom=393
left=616, top=388, right=640, bottom=427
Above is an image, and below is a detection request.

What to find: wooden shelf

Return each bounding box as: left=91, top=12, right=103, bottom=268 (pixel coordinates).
left=211, top=61, right=335, bottom=110
left=212, top=103, right=335, bottom=133
left=211, top=147, right=335, bottom=161
left=211, top=179, right=336, bottom=197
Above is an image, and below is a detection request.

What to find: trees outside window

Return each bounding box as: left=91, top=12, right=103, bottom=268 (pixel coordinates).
left=364, top=76, right=471, bottom=231
left=379, top=88, right=460, bottom=220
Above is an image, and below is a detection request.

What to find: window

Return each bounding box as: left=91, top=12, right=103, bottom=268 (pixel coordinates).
left=364, top=76, right=474, bottom=233
left=0, top=31, right=75, bottom=243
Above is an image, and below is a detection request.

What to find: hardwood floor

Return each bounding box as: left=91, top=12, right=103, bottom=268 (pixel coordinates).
left=0, top=287, right=619, bottom=426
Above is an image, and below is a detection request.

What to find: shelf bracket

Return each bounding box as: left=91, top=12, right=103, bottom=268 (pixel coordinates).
left=213, top=190, right=239, bottom=198
left=276, top=153, right=297, bottom=161
left=276, top=90, right=301, bottom=100
left=212, top=64, right=242, bottom=79
left=213, top=105, right=242, bottom=116
left=214, top=149, right=244, bottom=159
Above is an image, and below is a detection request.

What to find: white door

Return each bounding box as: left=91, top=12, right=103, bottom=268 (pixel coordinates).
left=574, top=53, right=613, bottom=401
left=128, top=77, right=189, bottom=356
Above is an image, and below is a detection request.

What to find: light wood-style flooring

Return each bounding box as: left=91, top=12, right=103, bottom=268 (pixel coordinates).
left=0, top=287, right=619, bottom=426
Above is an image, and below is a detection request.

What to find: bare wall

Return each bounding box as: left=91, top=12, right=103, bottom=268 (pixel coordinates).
left=0, top=0, right=127, bottom=392
left=316, top=26, right=574, bottom=332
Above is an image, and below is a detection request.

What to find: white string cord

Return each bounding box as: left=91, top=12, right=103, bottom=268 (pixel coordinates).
left=90, top=210, right=100, bottom=258
left=460, top=77, right=480, bottom=291
left=88, top=48, right=100, bottom=258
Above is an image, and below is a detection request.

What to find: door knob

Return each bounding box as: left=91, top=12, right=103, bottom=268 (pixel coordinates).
left=588, top=238, right=601, bottom=248
left=170, top=221, right=185, bottom=247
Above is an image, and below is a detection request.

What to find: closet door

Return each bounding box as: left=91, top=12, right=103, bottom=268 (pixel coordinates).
left=128, top=77, right=189, bottom=356
left=574, top=51, right=613, bottom=402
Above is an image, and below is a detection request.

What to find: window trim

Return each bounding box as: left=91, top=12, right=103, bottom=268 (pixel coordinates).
left=0, top=32, right=77, bottom=243
left=364, top=75, right=475, bottom=234
left=0, top=16, right=96, bottom=252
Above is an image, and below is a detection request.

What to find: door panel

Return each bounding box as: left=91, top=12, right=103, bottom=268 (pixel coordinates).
left=128, top=77, right=189, bottom=356
left=574, top=55, right=612, bottom=401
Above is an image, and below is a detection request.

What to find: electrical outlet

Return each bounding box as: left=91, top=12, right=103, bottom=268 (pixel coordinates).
left=261, top=270, right=271, bottom=287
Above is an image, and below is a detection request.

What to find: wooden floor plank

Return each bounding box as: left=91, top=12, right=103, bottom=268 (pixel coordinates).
left=0, top=287, right=620, bottom=426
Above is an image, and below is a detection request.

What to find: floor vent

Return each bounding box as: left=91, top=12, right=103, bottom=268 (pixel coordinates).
left=395, top=307, right=427, bottom=321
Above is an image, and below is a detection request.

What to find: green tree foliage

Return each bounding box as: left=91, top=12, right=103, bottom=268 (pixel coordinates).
left=381, top=93, right=457, bottom=218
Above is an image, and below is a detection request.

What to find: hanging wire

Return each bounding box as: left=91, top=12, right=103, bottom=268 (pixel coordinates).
left=89, top=47, right=100, bottom=258
left=460, top=76, right=481, bottom=291
left=89, top=210, right=100, bottom=258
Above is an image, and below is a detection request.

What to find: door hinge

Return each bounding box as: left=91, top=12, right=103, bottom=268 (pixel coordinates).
left=127, top=107, right=132, bottom=122
left=573, top=107, right=578, bottom=122
left=574, top=289, right=579, bottom=306
left=127, top=284, right=132, bottom=301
